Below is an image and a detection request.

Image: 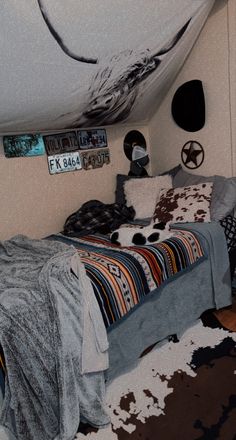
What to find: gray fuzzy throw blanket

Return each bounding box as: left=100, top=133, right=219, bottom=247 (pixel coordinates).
left=0, top=235, right=110, bottom=440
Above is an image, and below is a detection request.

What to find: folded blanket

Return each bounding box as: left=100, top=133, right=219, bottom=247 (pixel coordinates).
left=0, top=235, right=110, bottom=440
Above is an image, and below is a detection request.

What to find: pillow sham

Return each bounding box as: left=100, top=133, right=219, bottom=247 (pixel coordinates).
left=152, top=182, right=213, bottom=224
left=124, top=175, right=172, bottom=219
left=173, top=168, right=236, bottom=221
left=110, top=221, right=173, bottom=247
left=115, top=164, right=181, bottom=206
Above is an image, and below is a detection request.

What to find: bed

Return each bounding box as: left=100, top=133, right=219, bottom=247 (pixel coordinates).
left=0, top=165, right=235, bottom=440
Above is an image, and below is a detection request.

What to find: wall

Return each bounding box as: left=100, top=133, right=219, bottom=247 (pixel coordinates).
left=148, top=0, right=233, bottom=178
left=228, top=0, right=236, bottom=176
left=0, top=124, right=150, bottom=240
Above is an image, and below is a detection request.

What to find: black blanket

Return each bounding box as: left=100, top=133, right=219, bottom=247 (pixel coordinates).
left=63, top=200, right=135, bottom=237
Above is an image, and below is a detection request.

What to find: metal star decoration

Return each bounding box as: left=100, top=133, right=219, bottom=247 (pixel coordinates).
left=181, top=140, right=204, bottom=169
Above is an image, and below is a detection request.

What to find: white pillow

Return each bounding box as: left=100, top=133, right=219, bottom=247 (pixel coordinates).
left=124, top=175, right=172, bottom=219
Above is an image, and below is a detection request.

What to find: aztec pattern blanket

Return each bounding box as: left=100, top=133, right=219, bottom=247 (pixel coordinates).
left=50, top=228, right=205, bottom=329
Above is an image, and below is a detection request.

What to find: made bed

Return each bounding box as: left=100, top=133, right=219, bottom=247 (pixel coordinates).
left=0, top=165, right=235, bottom=440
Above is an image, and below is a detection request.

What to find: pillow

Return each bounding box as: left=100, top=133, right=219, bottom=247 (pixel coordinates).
left=110, top=221, right=174, bottom=247
left=219, top=215, right=236, bottom=251
left=160, top=163, right=182, bottom=178
left=115, top=165, right=181, bottom=205
left=115, top=174, right=143, bottom=205
left=173, top=168, right=236, bottom=221
left=124, top=175, right=172, bottom=219
left=152, top=182, right=213, bottom=224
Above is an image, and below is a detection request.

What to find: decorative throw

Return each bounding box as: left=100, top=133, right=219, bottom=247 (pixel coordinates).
left=0, top=235, right=110, bottom=440
left=124, top=175, right=172, bottom=219
left=50, top=226, right=205, bottom=329
left=152, top=182, right=213, bottom=224
left=110, top=222, right=174, bottom=246
left=63, top=200, right=135, bottom=236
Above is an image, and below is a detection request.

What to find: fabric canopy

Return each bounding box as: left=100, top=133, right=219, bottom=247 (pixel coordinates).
left=0, top=0, right=215, bottom=133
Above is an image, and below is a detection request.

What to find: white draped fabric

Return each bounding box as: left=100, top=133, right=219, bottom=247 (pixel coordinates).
left=0, top=0, right=215, bottom=133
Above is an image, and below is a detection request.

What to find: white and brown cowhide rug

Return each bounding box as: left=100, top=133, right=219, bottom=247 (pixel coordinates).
left=76, top=321, right=236, bottom=440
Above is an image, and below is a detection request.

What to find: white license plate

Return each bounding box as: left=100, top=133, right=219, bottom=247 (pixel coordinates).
left=48, top=151, right=82, bottom=174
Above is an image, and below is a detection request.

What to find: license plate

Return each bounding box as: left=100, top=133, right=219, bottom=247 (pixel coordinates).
left=3, top=133, right=45, bottom=158
left=43, top=131, right=78, bottom=155
left=77, top=129, right=107, bottom=149
left=80, top=148, right=110, bottom=170
left=48, top=151, right=82, bottom=175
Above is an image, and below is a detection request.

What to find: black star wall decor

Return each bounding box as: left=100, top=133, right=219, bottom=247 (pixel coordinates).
left=181, top=140, right=204, bottom=169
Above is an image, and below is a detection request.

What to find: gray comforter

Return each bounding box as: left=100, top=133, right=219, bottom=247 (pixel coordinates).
left=0, top=235, right=110, bottom=440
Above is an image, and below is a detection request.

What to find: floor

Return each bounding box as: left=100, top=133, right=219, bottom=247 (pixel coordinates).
left=213, top=290, right=236, bottom=331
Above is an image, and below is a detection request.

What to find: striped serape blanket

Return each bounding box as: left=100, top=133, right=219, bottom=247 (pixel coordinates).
left=49, top=228, right=205, bottom=329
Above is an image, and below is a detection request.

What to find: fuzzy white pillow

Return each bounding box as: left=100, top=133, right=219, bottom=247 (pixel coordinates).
left=124, top=175, right=172, bottom=219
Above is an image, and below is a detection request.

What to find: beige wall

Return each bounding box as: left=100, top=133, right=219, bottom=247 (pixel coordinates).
left=228, top=0, right=236, bottom=175
left=148, top=0, right=233, bottom=178
left=0, top=124, right=150, bottom=240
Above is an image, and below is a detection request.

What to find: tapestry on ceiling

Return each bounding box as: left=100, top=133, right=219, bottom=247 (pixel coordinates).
left=0, top=0, right=215, bottom=133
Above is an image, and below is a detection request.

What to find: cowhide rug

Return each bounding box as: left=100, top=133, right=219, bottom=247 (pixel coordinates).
left=76, top=320, right=236, bottom=440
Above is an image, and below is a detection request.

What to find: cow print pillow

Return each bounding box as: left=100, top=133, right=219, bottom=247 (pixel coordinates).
left=110, top=222, right=174, bottom=247
left=152, top=182, right=213, bottom=225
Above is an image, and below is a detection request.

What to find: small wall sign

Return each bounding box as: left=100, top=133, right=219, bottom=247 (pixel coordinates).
left=80, top=148, right=110, bottom=170
left=77, top=129, right=107, bottom=149
left=3, top=134, right=45, bottom=158
left=48, top=151, right=82, bottom=175
left=43, top=131, right=78, bottom=155
left=181, top=140, right=204, bottom=169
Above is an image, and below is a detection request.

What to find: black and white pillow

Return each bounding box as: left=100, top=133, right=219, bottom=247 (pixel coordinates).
left=110, top=222, right=173, bottom=247
left=219, top=215, right=236, bottom=251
